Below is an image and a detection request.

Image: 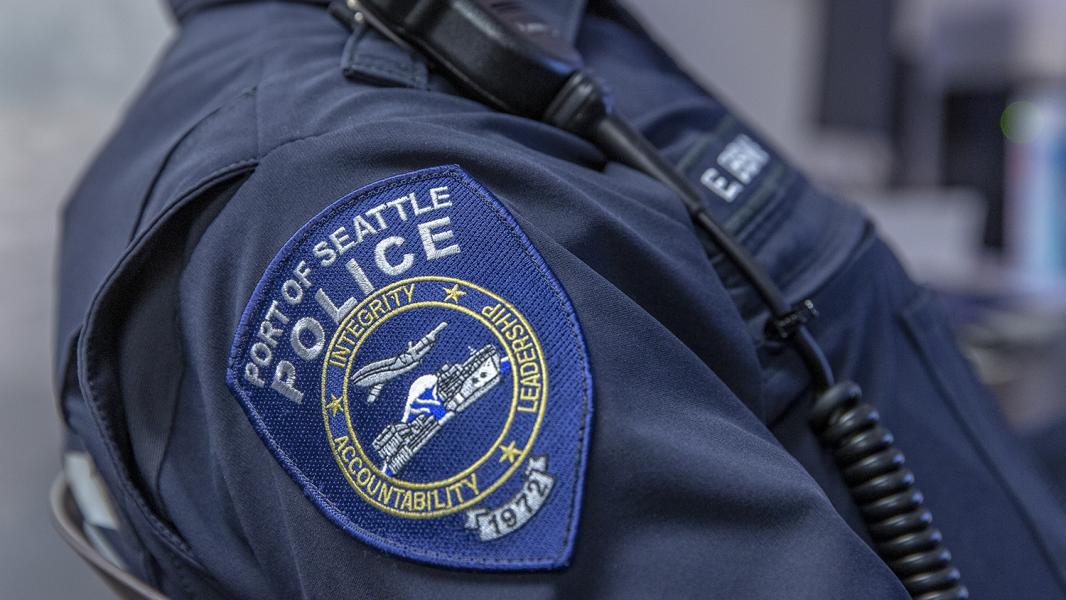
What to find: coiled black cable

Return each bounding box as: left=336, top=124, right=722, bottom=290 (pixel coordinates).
left=588, top=111, right=969, bottom=599
left=811, top=383, right=968, bottom=599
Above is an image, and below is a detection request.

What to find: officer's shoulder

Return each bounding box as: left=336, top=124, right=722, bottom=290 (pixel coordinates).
left=173, top=41, right=588, bottom=334
left=143, top=12, right=514, bottom=229
left=165, top=10, right=600, bottom=339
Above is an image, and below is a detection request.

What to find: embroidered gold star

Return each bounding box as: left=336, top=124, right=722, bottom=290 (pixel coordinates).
left=442, top=283, right=467, bottom=303
left=326, top=394, right=343, bottom=417
left=497, top=440, right=522, bottom=464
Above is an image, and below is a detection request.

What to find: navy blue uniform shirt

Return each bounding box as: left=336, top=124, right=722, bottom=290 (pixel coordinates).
left=57, top=0, right=1066, bottom=597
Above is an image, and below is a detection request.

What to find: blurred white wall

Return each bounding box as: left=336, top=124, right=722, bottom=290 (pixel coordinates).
left=0, top=1, right=170, bottom=598
left=627, top=0, right=824, bottom=167
left=629, top=0, right=897, bottom=192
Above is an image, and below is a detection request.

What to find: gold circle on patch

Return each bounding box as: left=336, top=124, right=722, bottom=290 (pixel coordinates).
left=320, top=276, right=547, bottom=519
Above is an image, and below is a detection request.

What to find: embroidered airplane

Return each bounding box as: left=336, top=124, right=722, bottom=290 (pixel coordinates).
left=349, top=321, right=448, bottom=404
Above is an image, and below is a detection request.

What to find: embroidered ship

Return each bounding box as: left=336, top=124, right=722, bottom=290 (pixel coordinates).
left=372, top=345, right=504, bottom=475
left=436, top=344, right=503, bottom=414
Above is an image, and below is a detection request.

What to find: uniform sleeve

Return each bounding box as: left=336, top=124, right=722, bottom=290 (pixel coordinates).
left=144, top=105, right=909, bottom=599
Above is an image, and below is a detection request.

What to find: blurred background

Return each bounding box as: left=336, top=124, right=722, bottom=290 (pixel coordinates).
left=2, top=0, right=1064, bottom=597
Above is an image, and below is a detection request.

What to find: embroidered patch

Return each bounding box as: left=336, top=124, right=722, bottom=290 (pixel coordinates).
left=227, top=165, right=592, bottom=570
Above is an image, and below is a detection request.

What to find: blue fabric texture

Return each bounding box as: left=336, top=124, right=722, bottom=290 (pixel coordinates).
left=226, top=166, right=592, bottom=569
left=54, top=0, right=1066, bottom=598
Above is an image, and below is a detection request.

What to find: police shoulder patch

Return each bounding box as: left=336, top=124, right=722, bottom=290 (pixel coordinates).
left=227, top=165, right=592, bottom=570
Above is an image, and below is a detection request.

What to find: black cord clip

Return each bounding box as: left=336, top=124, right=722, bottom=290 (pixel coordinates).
left=766, top=299, right=819, bottom=341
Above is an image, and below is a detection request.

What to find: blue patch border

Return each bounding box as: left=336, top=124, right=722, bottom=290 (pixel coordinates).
left=225, top=165, right=593, bottom=570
